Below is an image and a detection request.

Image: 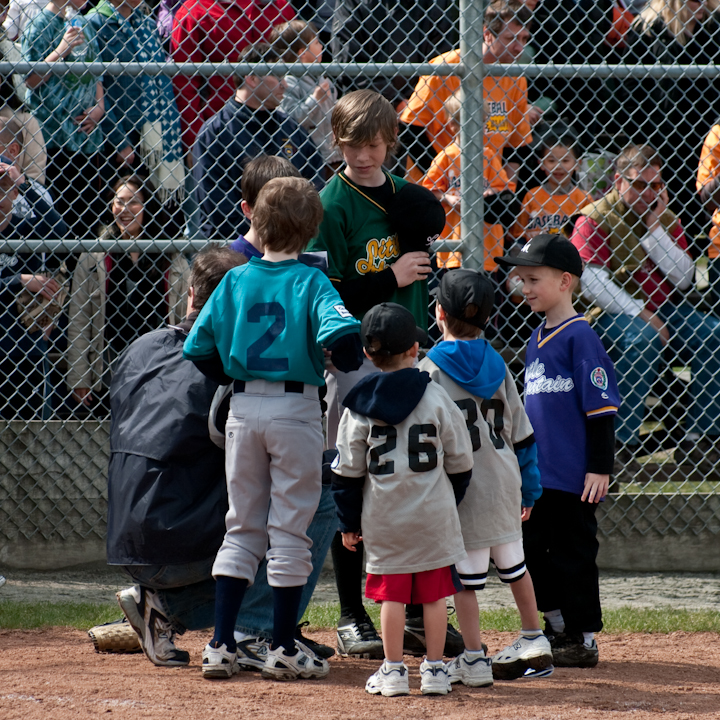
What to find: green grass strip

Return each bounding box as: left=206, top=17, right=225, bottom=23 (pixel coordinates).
left=1, top=600, right=718, bottom=634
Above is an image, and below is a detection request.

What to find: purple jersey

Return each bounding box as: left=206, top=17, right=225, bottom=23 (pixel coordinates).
left=524, top=314, right=620, bottom=496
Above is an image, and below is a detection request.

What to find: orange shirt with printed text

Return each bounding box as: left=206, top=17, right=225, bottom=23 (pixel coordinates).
left=399, top=49, right=533, bottom=158
left=512, top=185, right=594, bottom=240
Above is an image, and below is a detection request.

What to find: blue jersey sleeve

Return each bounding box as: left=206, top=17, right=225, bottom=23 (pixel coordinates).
left=573, top=333, right=621, bottom=419
left=310, top=273, right=361, bottom=347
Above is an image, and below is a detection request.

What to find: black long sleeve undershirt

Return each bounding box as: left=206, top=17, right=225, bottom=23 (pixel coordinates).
left=586, top=414, right=615, bottom=475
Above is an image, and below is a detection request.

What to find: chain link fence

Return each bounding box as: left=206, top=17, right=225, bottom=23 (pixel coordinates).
left=0, top=0, right=719, bottom=561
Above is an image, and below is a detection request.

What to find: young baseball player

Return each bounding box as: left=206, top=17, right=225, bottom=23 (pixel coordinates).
left=307, top=89, right=434, bottom=660
left=230, top=155, right=302, bottom=261
left=418, top=268, right=553, bottom=685
left=512, top=132, right=593, bottom=241
left=331, top=302, right=474, bottom=696
left=183, top=177, right=363, bottom=681
left=497, top=233, right=621, bottom=668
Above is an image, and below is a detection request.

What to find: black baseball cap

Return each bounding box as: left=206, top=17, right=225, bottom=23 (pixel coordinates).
left=361, top=302, right=428, bottom=356
left=433, top=268, right=494, bottom=329
left=496, top=233, right=583, bottom=277
left=386, top=183, right=447, bottom=255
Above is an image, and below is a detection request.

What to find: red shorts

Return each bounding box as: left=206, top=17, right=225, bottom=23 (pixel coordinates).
left=365, top=566, right=463, bottom=604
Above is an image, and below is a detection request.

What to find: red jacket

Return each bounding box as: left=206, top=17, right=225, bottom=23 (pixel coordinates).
left=171, top=0, right=295, bottom=152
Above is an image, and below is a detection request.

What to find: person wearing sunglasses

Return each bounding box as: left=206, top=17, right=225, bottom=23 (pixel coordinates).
left=570, top=144, right=720, bottom=478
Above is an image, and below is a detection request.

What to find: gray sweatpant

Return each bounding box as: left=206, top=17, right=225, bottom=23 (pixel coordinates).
left=212, top=380, right=323, bottom=588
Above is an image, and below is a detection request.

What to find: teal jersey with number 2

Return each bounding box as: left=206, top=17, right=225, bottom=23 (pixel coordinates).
left=183, top=257, right=360, bottom=386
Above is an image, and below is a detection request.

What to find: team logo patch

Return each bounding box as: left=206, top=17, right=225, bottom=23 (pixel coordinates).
left=520, top=240, right=532, bottom=253
left=334, top=304, right=353, bottom=318
left=590, top=367, right=608, bottom=391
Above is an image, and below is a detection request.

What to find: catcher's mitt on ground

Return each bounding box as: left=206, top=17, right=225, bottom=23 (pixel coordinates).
left=88, top=618, right=142, bottom=653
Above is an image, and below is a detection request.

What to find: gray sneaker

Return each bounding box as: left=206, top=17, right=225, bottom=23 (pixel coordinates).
left=337, top=614, right=384, bottom=659
left=117, top=586, right=190, bottom=667
left=492, top=634, right=554, bottom=680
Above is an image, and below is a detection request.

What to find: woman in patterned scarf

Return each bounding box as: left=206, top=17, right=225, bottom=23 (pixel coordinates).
left=87, top=0, right=186, bottom=217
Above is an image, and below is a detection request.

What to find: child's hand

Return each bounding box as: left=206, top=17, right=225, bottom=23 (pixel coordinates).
left=312, top=78, right=333, bottom=103
left=442, top=191, right=461, bottom=208
left=582, top=473, right=609, bottom=503
left=56, top=25, right=85, bottom=59
left=342, top=531, right=362, bottom=551
left=521, top=506, right=532, bottom=521
left=390, top=251, right=431, bottom=287
left=0, top=160, right=25, bottom=187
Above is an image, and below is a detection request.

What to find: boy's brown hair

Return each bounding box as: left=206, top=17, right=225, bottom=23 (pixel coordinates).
left=235, top=42, right=283, bottom=87
left=270, top=20, right=318, bottom=60
left=331, top=89, right=398, bottom=152
left=484, top=0, right=532, bottom=36
left=443, top=311, right=483, bottom=340
left=241, top=155, right=302, bottom=208
left=189, top=244, right=247, bottom=312
left=252, top=177, right=323, bottom=253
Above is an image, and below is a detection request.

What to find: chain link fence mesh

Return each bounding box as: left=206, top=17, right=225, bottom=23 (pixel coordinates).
left=0, top=0, right=719, bottom=554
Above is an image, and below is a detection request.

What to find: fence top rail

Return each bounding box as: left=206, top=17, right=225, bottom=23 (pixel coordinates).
left=0, top=239, right=463, bottom=252
left=2, top=61, right=719, bottom=79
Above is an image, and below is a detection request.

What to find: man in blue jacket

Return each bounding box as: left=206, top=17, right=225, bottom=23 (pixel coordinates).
left=193, top=42, right=324, bottom=240
left=108, top=245, right=336, bottom=667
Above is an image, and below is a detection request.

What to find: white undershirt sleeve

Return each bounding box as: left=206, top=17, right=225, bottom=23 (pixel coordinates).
left=638, top=226, right=695, bottom=290
left=581, top=265, right=645, bottom=317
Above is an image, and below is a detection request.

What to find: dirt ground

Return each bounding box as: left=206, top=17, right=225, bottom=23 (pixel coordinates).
left=1, top=628, right=718, bottom=720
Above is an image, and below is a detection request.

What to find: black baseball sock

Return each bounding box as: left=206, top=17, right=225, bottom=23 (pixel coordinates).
left=210, top=575, right=249, bottom=652
left=272, top=585, right=304, bottom=654
left=331, top=530, right=366, bottom=623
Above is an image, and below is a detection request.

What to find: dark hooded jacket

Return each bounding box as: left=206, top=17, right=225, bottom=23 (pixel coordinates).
left=106, top=315, right=227, bottom=565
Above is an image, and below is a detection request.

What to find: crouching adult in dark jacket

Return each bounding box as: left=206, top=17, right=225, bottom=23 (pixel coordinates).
left=107, top=244, right=338, bottom=667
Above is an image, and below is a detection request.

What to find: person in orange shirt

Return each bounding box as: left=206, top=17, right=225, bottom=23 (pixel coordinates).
left=400, top=0, right=536, bottom=187
left=697, top=124, right=720, bottom=305
left=422, top=94, right=518, bottom=273
left=512, top=131, right=593, bottom=241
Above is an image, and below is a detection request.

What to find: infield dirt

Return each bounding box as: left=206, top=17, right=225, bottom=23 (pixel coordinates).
left=1, top=628, right=718, bottom=720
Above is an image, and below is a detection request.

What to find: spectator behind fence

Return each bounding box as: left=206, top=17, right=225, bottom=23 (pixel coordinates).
left=697, top=122, right=720, bottom=305
left=170, top=0, right=294, bottom=154
left=330, top=0, right=458, bottom=106
left=399, top=0, right=534, bottom=188
left=0, top=167, right=69, bottom=419
left=0, top=72, right=47, bottom=185
left=108, top=244, right=338, bottom=667
left=86, top=0, right=186, bottom=212
left=66, top=174, right=188, bottom=412
left=22, top=0, right=125, bottom=239
left=624, top=0, right=720, bottom=242
left=0, top=116, right=64, bottom=234
left=273, top=20, right=342, bottom=174
left=193, top=42, right=324, bottom=240
left=571, top=145, right=720, bottom=476
left=421, top=94, right=518, bottom=273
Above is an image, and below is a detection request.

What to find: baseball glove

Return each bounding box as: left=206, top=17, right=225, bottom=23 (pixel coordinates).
left=88, top=618, right=142, bottom=653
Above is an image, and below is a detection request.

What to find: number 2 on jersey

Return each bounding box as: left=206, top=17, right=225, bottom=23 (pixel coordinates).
left=246, top=302, right=289, bottom=371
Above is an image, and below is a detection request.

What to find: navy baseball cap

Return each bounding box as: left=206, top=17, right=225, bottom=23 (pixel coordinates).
left=361, top=302, right=427, bottom=356
left=497, top=233, right=583, bottom=277
left=433, top=268, right=494, bottom=329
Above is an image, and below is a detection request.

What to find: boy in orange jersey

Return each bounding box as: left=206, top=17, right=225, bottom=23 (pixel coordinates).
left=697, top=123, right=720, bottom=305
left=422, top=94, right=518, bottom=273
left=512, top=131, right=593, bottom=242
left=400, top=0, right=536, bottom=186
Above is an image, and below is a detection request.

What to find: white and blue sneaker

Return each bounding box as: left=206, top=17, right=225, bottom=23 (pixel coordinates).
left=233, top=633, right=270, bottom=671
left=365, top=660, right=410, bottom=697
left=492, top=633, right=554, bottom=680
left=446, top=650, right=494, bottom=687
left=420, top=658, right=452, bottom=695
left=202, top=642, right=240, bottom=679
left=261, top=641, right=330, bottom=681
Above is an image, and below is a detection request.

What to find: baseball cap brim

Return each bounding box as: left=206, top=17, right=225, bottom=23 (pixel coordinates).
left=496, top=255, right=543, bottom=268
